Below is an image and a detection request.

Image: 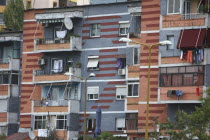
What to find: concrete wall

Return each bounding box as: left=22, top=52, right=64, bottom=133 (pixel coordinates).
left=159, top=30, right=181, bottom=57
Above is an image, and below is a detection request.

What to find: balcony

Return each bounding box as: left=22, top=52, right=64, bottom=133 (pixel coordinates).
left=33, top=100, right=79, bottom=113
left=0, top=84, right=19, bottom=98
left=162, top=13, right=207, bottom=28
left=33, top=67, right=81, bottom=84
left=34, top=36, right=82, bottom=52
left=0, top=58, right=20, bottom=71
left=0, top=85, right=9, bottom=98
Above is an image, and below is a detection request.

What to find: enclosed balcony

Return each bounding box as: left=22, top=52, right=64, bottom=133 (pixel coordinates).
left=0, top=84, right=19, bottom=98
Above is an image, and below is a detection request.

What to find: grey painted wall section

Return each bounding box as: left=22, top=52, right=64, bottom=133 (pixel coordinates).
left=159, top=30, right=181, bottom=57
left=69, top=113, right=79, bottom=131
left=0, top=99, right=7, bottom=112
left=90, top=0, right=127, bottom=5
left=160, top=0, right=167, bottom=16
left=205, top=65, right=210, bottom=86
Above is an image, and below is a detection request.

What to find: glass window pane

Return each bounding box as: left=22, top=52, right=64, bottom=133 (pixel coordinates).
left=171, top=74, right=182, bottom=86
left=133, top=84, right=139, bottom=96
left=186, top=66, right=198, bottom=73
left=167, top=67, right=179, bottom=73
left=183, top=74, right=193, bottom=86
left=128, top=85, right=132, bottom=96
left=168, top=0, right=174, bottom=13
left=174, top=0, right=180, bottom=13
left=167, top=36, right=174, bottom=50
left=134, top=48, right=140, bottom=64
left=179, top=67, right=185, bottom=73
left=160, top=68, right=167, bottom=73
left=194, top=74, right=204, bottom=86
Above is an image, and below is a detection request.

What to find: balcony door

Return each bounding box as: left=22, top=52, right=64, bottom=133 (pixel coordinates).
left=51, top=88, right=59, bottom=101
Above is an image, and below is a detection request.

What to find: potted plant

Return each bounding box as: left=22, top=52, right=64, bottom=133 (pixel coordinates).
left=76, top=62, right=81, bottom=68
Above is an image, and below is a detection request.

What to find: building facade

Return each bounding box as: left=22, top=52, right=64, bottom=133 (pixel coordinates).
left=125, top=0, right=210, bottom=139
left=0, top=31, right=22, bottom=136
left=21, top=1, right=140, bottom=139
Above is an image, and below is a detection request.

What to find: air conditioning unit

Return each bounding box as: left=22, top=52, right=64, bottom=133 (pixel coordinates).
left=42, top=23, right=49, bottom=27
left=118, top=69, right=126, bottom=76
left=38, top=58, right=45, bottom=65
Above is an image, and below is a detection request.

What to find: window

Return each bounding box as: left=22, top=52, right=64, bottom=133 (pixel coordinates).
left=126, top=113, right=138, bottom=130
left=90, top=24, right=100, bottom=37
left=116, top=58, right=126, bottom=69
left=167, top=0, right=181, bottom=14
left=160, top=66, right=204, bottom=87
left=87, top=56, right=99, bottom=70
left=26, top=1, right=31, bottom=9
left=87, top=86, right=99, bottom=100
left=87, top=118, right=96, bottom=132
left=133, top=47, right=140, bottom=64
left=51, top=58, right=63, bottom=74
left=0, top=72, right=9, bottom=84
left=34, top=116, right=47, bottom=129
left=119, top=21, right=129, bottom=36
left=116, top=86, right=127, bottom=100
left=0, top=0, right=6, bottom=6
left=129, top=15, right=141, bottom=38
left=116, top=118, right=125, bottom=131
left=167, top=35, right=175, bottom=50
left=56, top=115, right=67, bottom=129
left=128, top=83, right=139, bottom=97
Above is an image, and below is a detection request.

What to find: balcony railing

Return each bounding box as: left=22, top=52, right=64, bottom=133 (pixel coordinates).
left=34, top=36, right=82, bottom=52
left=34, top=100, right=69, bottom=107
left=0, top=58, right=10, bottom=64
left=181, top=13, right=207, bottom=20
left=0, top=58, right=20, bottom=70
left=36, top=38, right=70, bottom=45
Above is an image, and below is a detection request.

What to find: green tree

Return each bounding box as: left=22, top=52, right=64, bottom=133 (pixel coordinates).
left=152, top=87, right=210, bottom=140
left=3, top=0, right=24, bottom=31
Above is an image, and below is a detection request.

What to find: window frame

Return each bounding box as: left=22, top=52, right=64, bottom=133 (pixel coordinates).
left=127, top=83, right=139, bottom=97
left=133, top=47, right=140, bottom=65
left=166, top=35, right=175, bottom=50
left=90, top=24, right=100, bottom=37
left=160, top=66, right=204, bottom=87
left=87, top=56, right=99, bottom=71
left=126, top=113, right=138, bottom=130
left=34, top=116, right=47, bottom=130
left=56, top=115, right=67, bottom=130
left=87, top=86, right=99, bottom=100
left=119, top=21, right=130, bottom=36
left=116, top=85, right=127, bottom=100
left=167, top=0, right=181, bottom=15
left=87, top=118, right=96, bottom=132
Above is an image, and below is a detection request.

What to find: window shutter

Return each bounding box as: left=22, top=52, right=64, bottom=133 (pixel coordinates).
left=87, top=87, right=99, bottom=95
left=116, top=86, right=127, bottom=96
left=116, top=118, right=125, bottom=128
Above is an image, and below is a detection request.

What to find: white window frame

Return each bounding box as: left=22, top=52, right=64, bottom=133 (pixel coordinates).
left=87, top=118, right=96, bottom=132
left=90, top=23, right=100, bottom=37
left=34, top=116, right=47, bottom=130
left=127, top=83, right=139, bottom=97
left=116, top=85, right=127, bottom=100
left=116, top=118, right=125, bottom=131
left=56, top=115, right=67, bottom=130
left=167, top=0, right=182, bottom=15
left=119, top=21, right=130, bottom=36
left=133, top=47, right=140, bottom=65
left=87, top=56, right=99, bottom=70
left=87, top=86, right=99, bottom=100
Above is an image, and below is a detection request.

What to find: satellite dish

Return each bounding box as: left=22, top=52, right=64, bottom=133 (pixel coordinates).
left=64, top=17, right=73, bottom=30
left=29, top=131, right=36, bottom=140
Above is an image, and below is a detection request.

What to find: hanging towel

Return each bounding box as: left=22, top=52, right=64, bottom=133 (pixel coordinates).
left=53, top=60, right=59, bottom=73
left=183, top=50, right=187, bottom=61
left=196, top=87, right=200, bottom=96
left=187, top=50, right=193, bottom=63
left=116, top=58, right=122, bottom=69
left=180, top=50, right=183, bottom=60
left=167, top=90, right=173, bottom=97
left=58, top=60, right=63, bottom=72
left=56, top=30, right=67, bottom=38
left=175, top=90, right=183, bottom=97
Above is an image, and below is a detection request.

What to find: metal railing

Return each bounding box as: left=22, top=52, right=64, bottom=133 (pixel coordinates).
left=0, top=58, right=10, bottom=64
left=181, top=13, right=207, bottom=20
left=34, top=100, right=68, bottom=107
left=34, top=70, right=45, bottom=76
left=36, top=38, right=70, bottom=45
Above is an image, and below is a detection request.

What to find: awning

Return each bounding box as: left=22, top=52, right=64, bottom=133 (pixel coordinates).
left=87, top=58, right=99, bottom=68
left=177, top=29, right=206, bottom=49
left=205, top=29, right=210, bottom=48
left=35, top=11, right=83, bottom=23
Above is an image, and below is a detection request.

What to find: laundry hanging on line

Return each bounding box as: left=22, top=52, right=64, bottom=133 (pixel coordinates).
left=180, top=49, right=204, bottom=63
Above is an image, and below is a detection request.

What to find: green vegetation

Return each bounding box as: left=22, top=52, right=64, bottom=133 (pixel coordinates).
left=3, top=0, right=24, bottom=31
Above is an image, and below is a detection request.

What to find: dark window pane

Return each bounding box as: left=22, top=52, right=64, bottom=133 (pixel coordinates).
left=167, top=67, right=179, bottom=73
left=194, top=74, right=204, bottom=86
left=186, top=66, right=198, bottom=73
left=133, top=84, right=138, bottom=96
left=128, top=85, right=132, bottom=96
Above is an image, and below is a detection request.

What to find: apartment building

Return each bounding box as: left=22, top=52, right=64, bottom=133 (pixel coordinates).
left=125, top=0, right=210, bottom=139
left=0, top=31, right=22, bottom=136
left=21, top=0, right=141, bottom=139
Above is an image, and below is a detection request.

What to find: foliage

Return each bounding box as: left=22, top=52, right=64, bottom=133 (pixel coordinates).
left=3, top=0, right=24, bottom=31
left=151, top=87, right=210, bottom=140
left=200, top=5, right=210, bottom=13
left=78, top=132, right=127, bottom=140
left=0, top=134, right=6, bottom=140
